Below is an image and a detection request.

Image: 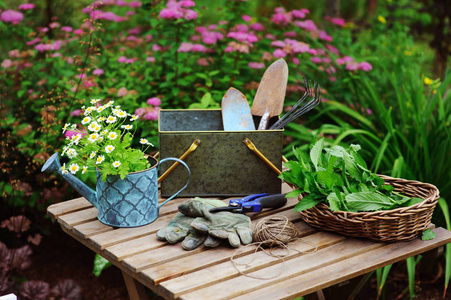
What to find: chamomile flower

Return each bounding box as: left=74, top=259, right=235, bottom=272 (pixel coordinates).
left=89, top=151, right=96, bottom=159
left=112, top=161, right=121, bottom=168
left=130, top=115, right=138, bottom=121
left=101, top=129, right=109, bottom=135
left=116, top=110, right=127, bottom=118
left=66, top=148, right=77, bottom=158
left=84, top=106, right=96, bottom=115
left=88, top=121, right=101, bottom=132
left=105, top=145, right=115, bottom=153
left=61, top=163, right=68, bottom=174
left=70, top=124, right=77, bottom=130
left=97, top=105, right=106, bottom=113
left=81, top=116, right=91, bottom=125
left=62, top=123, right=70, bottom=133
left=97, top=136, right=104, bottom=142
left=140, top=138, right=148, bottom=144
left=90, top=98, right=101, bottom=104
left=69, top=163, right=80, bottom=174
left=106, top=100, right=114, bottom=107
left=88, top=133, right=99, bottom=143
left=106, top=116, right=117, bottom=124
left=82, top=165, right=88, bottom=174
left=96, top=155, right=105, bottom=165
left=98, top=116, right=106, bottom=122
left=108, top=131, right=118, bottom=140
left=121, top=124, right=133, bottom=130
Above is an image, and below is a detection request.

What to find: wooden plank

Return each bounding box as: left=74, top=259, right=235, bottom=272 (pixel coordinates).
left=157, top=230, right=343, bottom=299
left=123, top=209, right=302, bottom=274
left=230, top=227, right=451, bottom=300
left=105, top=235, right=168, bottom=262
left=47, top=197, right=92, bottom=219
left=122, top=271, right=149, bottom=300
left=73, top=220, right=114, bottom=239
left=179, top=238, right=383, bottom=300
left=57, top=207, right=98, bottom=230
left=88, top=213, right=177, bottom=250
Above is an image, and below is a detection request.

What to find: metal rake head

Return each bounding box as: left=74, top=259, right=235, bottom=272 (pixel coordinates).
left=269, top=77, right=322, bottom=130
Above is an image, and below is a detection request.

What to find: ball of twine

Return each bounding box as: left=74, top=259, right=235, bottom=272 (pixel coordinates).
left=253, top=216, right=299, bottom=248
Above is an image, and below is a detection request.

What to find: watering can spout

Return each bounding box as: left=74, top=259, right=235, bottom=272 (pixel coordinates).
left=42, top=153, right=98, bottom=207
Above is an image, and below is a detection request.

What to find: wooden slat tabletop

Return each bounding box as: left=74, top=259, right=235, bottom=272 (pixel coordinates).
left=47, top=183, right=451, bottom=300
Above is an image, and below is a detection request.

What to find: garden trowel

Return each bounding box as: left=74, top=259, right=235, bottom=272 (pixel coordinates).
left=221, top=87, right=255, bottom=131
left=251, top=58, right=288, bottom=130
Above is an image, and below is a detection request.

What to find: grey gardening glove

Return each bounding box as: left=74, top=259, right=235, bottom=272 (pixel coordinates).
left=179, top=198, right=253, bottom=248
left=157, top=198, right=228, bottom=250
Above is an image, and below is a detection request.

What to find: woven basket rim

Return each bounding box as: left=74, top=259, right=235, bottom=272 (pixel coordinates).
left=293, top=174, right=440, bottom=217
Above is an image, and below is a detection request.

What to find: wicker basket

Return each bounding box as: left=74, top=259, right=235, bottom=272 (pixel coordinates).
left=295, top=175, right=440, bottom=242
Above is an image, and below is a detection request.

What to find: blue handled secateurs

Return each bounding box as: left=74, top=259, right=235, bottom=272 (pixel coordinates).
left=209, top=193, right=287, bottom=213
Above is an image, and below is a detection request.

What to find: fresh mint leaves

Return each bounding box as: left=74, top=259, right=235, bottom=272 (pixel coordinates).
left=280, top=138, right=423, bottom=213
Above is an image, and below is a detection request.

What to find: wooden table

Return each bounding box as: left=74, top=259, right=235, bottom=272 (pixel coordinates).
left=47, top=183, right=451, bottom=300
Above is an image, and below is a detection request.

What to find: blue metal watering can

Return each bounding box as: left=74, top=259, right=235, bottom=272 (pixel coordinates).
left=42, top=153, right=190, bottom=227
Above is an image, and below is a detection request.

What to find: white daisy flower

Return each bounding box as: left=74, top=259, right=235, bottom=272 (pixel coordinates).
left=97, top=136, right=104, bottom=142
left=69, top=163, right=80, bottom=174
left=90, top=98, right=101, bottom=104
left=81, top=117, right=91, bottom=125
left=101, top=129, right=109, bottom=135
left=89, top=151, right=96, bottom=159
left=88, top=121, right=101, bottom=132
left=98, top=116, right=106, bottom=122
left=116, top=110, right=127, bottom=118
left=62, top=169, right=69, bottom=174
left=61, top=146, right=69, bottom=156
left=106, top=116, right=117, bottom=124
left=70, top=124, right=77, bottom=130
left=108, top=132, right=118, bottom=140
left=84, top=106, right=96, bottom=115
left=82, top=166, right=88, bottom=174
left=61, top=163, right=66, bottom=172
left=97, top=105, right=106, bottom=113
left=106, top=101, right=114, bottom=107
left=62, top=123, right=70, bottom=133
left=112, top=161, right=121, bottom=168
left=105, top=145, right=115, bottom=153
left=88, top=133, right=99, bottom=143
left=140, top=138, right=148, bottom=144
left=96, top=155, right=105, bottom=165
left=66, top=148, right=77, bottom=158
left=130, top=115, right=138, bottom=121
left=121, top=124, right=133, bottom=130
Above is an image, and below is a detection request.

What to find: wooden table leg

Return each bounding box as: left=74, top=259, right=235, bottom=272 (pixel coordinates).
left=122, top=271, right=148, bottom=300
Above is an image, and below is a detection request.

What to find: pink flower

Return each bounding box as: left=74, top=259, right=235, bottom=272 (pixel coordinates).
left=116, top=0, right=128, bottom=6
left=292, top=57, right=300, bottom=65
left=61, top=26, right=72, bottom=32
left=177, top=42, right=193, bottom=52
left=292, top=42, right=310, bottom=53
left=208, top=24, right=217, bottom=30
left=325, top=44, right=339, bottom=55
left=308, top=49, right=317, bottom=55
left=271, top=40, right=285, bottom=48
left=2, top=59, right=12, bottom=68
left=311, top=57, right=322, bottom=64
left=93, top=68, right=104, bottom=75
left=179, top=0, right=195, bottom=7
left=70, top=109, right=82, bottom=117
left=146, top=56, right=155, bottom=62
left=73, top=29, right=84, bottom=35
left=249, top=22, right=264, bottom=31
left=318, top=31, right=333, bottom=42
left=160, top=8, right=176, bottom=19
left=360, top=61, right=372, bottom=71
left=265, top=33, right=276, bottom=40
left=118, top=56, right=127, bottom=63
left=294, top=20, right=317, bottom=31
left=197, top=58, right=209, bottom=66
left=117, top=87, right=128, bottom=97
left=18, top=4, right=35, bottom=10
left=126, top=58, right=135, bottom=64
left=236, top=24, right=248, bottom=33
left=129, top=27, right=141, bottom=35
left=49, top=22, right=60, bottom=29
left=292, top=9, right=307, bottom=19
left=329, top=76, right=337, bottom=82
left=224, top=46, right=232, bottom=52
left=135, top=107, right=146, bottom=116
left=1, top=10, right=24, bottom=24
left=126, top=11, right=136, bottom=16
left=129, top=1, right=141, bottom=8
left=78, top=73, right=86, bottom=79
left=27, top=37, right=41, bottom=46
left=284, top=31, right=296, bottom=37
left=345, top=61, right=360, bottom=71
left=248, top=62, right=265, bottom=69
left=273, top=49, right=286, bottom=58
left=9, top=49, right=19, bottom=58
left=147, top=97, right=161, bottom=106
left=143, top=111, right=158, bottom=120
left=242, top=15, right=251, bottom=22
left=336, top=56, right=354, bottom=65
left=65, top=130, right=87, bottom=139
left=152, top=44, right=162, bottom=51
left=323, top=57, right=331, bottom=63
left=328, top=17, right=345, bottom=27
left=40, top=27, right=49, bottom=33
left=184, top=9, right=198, bottom=20
left=192, top=44, right=206, bottom=52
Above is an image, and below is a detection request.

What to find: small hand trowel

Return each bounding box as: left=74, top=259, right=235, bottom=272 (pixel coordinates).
left=222, top=87, right=255, bottom=131
left=251, top=58, right=288, bottom=130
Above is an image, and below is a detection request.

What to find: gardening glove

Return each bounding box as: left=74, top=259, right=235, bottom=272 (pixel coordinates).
left=179, top=198, right=253, bottom=248
left=156, top=198, right=227, bottom=250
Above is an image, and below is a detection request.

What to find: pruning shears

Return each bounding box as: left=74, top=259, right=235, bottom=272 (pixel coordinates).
left=209, top=193, right=287, bottom=213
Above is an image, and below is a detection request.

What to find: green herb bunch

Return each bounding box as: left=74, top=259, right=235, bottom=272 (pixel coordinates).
left=281, top=138, right=423, bottom=213
left=61, top=99, right=154, bottom=181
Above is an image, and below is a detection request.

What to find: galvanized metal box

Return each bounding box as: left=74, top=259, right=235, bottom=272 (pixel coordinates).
left=159, top=109, right=283, bottom=197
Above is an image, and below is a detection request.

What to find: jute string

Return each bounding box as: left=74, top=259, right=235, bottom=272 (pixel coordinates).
left=230, top=216, right=317, bottom=280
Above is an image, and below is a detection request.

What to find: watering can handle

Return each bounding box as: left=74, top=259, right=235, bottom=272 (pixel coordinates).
left=157, top=158, right=191, bottom=209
